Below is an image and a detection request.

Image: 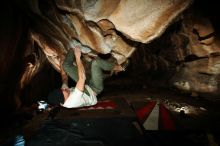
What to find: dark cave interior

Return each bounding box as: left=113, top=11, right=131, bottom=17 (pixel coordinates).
left=0, top=0, right=220, bottom=145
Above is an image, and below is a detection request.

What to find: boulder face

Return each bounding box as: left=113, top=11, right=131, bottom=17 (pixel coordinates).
left=170, top=11, right=220, bottom=98
left=71, top=0, right=192, bottom=43
left=132, top=6, right=220, bottom=98
left=4, top=0, right=220, bottom=109
left=20, top=0, right=192, bottom=86
left=20, top=0, right=220, bottom=99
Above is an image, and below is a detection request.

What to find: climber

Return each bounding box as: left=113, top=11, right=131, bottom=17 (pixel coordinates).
left=47, top=39, right=126, bottom=108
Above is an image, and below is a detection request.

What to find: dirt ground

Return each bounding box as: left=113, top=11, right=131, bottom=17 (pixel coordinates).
left=103, top=81, right=220, bottom=130
left=1, top=78, right=220, bottom=145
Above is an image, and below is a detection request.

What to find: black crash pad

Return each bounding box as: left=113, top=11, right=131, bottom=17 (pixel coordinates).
left=26, top=97, right=144, bottom=146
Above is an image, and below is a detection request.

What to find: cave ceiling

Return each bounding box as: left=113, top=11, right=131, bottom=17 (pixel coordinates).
left=15, top=0, right=220, bottom=99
